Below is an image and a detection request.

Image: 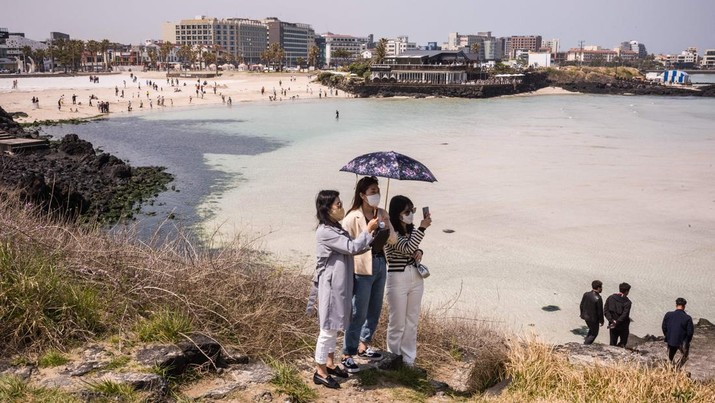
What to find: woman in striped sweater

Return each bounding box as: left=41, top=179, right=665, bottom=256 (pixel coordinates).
left=384, top=195, right=432, bottom=366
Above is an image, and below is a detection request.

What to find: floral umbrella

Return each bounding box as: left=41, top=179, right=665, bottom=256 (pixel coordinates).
left=340, top=151, right=437, bottom=207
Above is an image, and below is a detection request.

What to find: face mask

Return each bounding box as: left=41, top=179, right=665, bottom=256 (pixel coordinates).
left=366, top=193, right=381, bottom=207
left=401, top=212, right=414, bottom=225
left=329, top=207, right=345, bottom=222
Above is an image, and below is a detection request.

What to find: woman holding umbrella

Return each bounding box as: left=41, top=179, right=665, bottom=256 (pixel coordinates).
left=341, top=176, right=396, bottom=372
left=385, top=195, right=431, bottom=366
left=311, top=190, right=379, bottom=388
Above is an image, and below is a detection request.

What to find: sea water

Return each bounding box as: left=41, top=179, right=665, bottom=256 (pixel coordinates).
left=41, top=94, right=715, bottom=342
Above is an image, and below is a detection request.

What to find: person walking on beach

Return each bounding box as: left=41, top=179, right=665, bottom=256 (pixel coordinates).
left=308, top=190, right=378, bottom=389
left=335, top=110, right=339, bottom=119
left=341, top=176, right=396, bottom=372
left=662, top=297, right=694, bottom=367
left=385, top=195, right=432, bottom=366
left=604, top=282, right=632, bottom=348
left=579, top=280, right=604, bottom=344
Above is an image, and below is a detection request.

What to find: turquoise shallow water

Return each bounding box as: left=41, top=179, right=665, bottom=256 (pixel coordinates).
left=42, top=94, right=715, bottom=342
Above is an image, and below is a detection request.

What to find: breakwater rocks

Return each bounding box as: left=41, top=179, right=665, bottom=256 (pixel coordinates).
left=324, top=72, right=549, bottom=99
left=556, top=80, right=715, bottom=97
left=0, top=107, right=173, bottom=224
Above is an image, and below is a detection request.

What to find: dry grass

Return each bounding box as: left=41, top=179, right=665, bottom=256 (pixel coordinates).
left=0, top=197, right=314, bottom=358
left=481, top=340, right=715, bottom=403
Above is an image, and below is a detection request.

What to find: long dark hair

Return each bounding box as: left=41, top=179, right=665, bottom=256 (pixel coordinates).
left=389, top=195, right=414, bottom=236
left=316, top=190, right=341, bottom=228
left=348, top=176, right=379, bottom=213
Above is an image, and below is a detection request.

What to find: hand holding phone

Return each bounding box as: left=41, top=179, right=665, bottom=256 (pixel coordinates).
left=420, top=206, right=432, bottom=229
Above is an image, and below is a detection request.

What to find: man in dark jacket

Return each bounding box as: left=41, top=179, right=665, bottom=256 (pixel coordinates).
left=662, top=297, right=694, bottom=367
left=604, top=282, right=632, bottom=347
left=579, top=280, right=604, bottom=344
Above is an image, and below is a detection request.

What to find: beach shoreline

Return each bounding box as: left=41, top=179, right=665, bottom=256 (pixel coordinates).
left=0, top=71, right=335, bottom=124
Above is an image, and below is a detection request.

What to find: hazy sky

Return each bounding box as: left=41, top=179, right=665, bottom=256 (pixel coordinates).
left=3, top=0, right=714, bottom=54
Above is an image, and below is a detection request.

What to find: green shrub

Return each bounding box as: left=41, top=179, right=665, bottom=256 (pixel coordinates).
left=270, top=360, right=318, bottom=403
left=135, top=309, right=193, bottom=343
left=38, top=350, right=70, bottom=368
left=0, top=240, right=106, bottom=354
left=0, top=375, right=80, bottom=402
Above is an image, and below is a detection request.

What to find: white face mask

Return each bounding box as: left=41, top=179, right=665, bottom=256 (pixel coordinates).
left=401, top=212, right=414, bottom=224
left=366, top=193, right=381, bottom=208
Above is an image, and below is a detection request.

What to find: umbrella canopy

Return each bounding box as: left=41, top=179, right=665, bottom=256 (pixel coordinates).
left=339, top=151, right=437, bottom=183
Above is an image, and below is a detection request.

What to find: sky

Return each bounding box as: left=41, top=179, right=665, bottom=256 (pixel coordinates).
left=2, top=0, right=714, bottom=55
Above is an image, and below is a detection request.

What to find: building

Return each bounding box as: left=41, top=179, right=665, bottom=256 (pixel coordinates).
left=664, top=48, right=699, bottom=69
left=386, top=36, right=417, bottom=56
left=425, top=42, right=440, bottom=51
left=263, top=17, right=315, bottom=67
left=527, top=52, right=551, bottom=68
left=371, top=50, right=470, bottom=84
left=163, top=16, right=268, bottom=65
left=0, top=30, right=49, bottom=72
left=567, top=47, right=618, bottom=64
left=702, top=49, right=715, bottom=69
left=542, top=39, right=560, bottom=54
left=444, top=32, right=501, bottom=61
left=321, top=32, right=369, bottom=66
left=619, top=40, right=647, bottom=58
left=506, top=35, right=542, bottom=59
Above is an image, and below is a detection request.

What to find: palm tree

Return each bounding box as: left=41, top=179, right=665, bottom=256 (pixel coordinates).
left=32, top=48, right=46, bottom=72
left=69, top=40, right=85, bottom=71
left=159, top=41, right=173, bottom=71
left=331, top=48, right=351, bottom=68
left=308, top=45, right=320, bottom=68
left=21, top=46, right=32, bottom=73
left=86, top=40, right=100, bottom=72
left=470, top=42, right=481, bottom=60
left=177, top=44, right=193, bottom=69
left=100, top=39, right=110, bottom=71
left=375, top=38, right=388, bottom=64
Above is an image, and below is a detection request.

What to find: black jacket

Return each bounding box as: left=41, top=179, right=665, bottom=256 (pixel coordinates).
left=662, top=309, right=694, bottom=347
left=604, top=293, right=632, bottom=327
left=579, top=290, right=604, bottom=324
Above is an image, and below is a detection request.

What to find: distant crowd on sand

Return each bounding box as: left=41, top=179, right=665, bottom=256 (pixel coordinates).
left=307, top=176, right=432, bottom=389
left=11, top=73, right=354, bottom=120
left=580, top=280, right=695, bottom=367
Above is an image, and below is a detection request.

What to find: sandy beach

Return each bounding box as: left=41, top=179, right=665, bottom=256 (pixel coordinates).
left=0, top=70, right=335, bottom=123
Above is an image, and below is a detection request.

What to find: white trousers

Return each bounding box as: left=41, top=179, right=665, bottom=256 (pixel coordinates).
left=386, top=265, right=424, bottom=365
left=314, top=328, right=338, bottom=364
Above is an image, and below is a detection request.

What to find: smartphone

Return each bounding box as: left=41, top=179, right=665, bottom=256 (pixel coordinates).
left=422, top=206, right=430, bottom=218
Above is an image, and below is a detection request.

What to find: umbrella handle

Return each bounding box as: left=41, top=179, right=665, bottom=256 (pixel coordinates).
left=384, top=178, right=390, bottom=210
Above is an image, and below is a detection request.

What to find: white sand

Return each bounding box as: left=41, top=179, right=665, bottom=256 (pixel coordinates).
left=0, top=71, right=331, bottom=122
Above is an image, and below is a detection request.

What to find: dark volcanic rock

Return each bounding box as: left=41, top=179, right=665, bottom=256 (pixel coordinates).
left=0, top=108, right=173, bottom=223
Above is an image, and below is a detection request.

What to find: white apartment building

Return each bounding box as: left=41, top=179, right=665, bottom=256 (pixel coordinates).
left=163, top=16, right=268, bottom=64
left=702, top=49, right=715, bottom=68
left=386, top=36, right=417, bottom=56
left=322, top=33, right=369, bottom=66
left=542, top=39, right=560, bottom=54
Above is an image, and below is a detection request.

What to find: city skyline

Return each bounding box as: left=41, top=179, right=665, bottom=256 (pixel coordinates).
left=3, top=0, right=714, bottom=54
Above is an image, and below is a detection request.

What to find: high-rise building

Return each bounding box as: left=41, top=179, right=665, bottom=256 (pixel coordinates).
left=386, top=36, right=417, bottom=56
left=619, top=40, right=647, bottom=58
left=321, top=33, right=369, bottom=66
left=506, top=35, right=542, bottom=59
left=263, top=17, right=315, bottom=67
left=163, top=16, right=268, bottom=64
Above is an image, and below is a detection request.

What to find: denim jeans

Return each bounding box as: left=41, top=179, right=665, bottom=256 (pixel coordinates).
left=343, top=255, right=386, bottom=356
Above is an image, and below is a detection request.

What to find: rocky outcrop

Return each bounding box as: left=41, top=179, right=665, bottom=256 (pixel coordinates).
left=0, top=337, right=264, bottom=402
left=333, top=72, right=549, bottom=99
left=557, top=318, right=715, bottom=382
left=0, top=107, right=173, bottom=223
